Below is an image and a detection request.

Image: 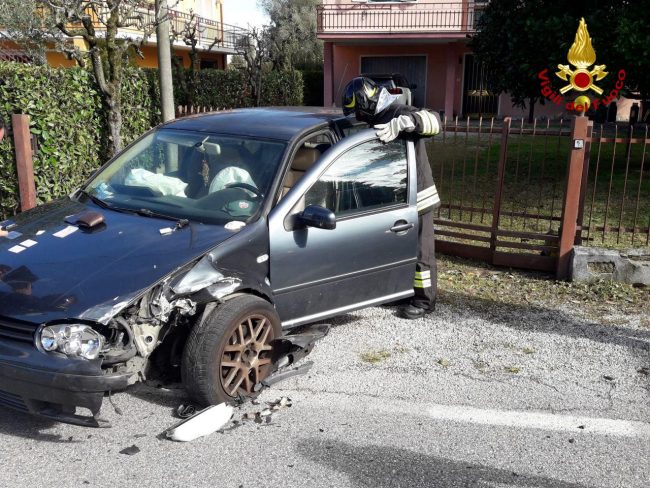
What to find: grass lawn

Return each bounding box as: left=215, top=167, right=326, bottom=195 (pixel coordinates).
left=437, top=254, right=650, bottom=322
left=427, top=123, right=650, bottom=250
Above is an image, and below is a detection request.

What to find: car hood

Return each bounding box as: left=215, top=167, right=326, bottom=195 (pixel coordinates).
left=0, top=198, right=236, bottom=324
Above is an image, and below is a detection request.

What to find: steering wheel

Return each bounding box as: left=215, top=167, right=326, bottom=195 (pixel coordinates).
left=224, top=182, right=263, bottom=200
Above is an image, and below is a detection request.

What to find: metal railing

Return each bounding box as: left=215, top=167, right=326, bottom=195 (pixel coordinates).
left=0, top=48, right=32, bottom=63
left=581, top=122, right=650, bottom=248
left=144, top=8, right=250, bottom=51
left=317, top=2, right=484, bottom=34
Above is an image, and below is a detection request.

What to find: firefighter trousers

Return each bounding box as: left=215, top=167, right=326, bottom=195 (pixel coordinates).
left=412, top=210, right=437, bottom=310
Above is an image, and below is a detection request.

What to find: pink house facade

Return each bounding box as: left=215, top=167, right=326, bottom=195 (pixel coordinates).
left=318, top=0, right=480, bottom=118
left=317, top=0, right=626, bottom=120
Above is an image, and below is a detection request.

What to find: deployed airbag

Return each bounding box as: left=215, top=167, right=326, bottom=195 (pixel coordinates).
left=126, top=168, right=188, bottom=197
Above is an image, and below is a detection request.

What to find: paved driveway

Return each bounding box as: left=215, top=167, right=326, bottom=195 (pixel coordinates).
left=0, top=286, right=648, bottom=488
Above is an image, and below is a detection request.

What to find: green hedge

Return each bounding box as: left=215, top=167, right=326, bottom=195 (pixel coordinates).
left=260, top=70, right=303, bottom=106
left=0, top=64, right=104, bottom=217
left=0, top=62, right=303, bottom=219
left=174, top=68, right=303, bottom=108
left=0, top=63, right=160, bottom=218
left=300, top=69, right=324, bottom=107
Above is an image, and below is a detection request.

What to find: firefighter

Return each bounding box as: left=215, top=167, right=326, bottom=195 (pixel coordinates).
left=342, top=77, right=441, bottom=319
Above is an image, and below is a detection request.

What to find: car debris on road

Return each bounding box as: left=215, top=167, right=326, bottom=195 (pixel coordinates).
left=163, top=325, right=328, bottom=441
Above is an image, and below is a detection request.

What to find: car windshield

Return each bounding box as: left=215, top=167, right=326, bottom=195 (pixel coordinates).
left=84, top=129, right=286, bottom=225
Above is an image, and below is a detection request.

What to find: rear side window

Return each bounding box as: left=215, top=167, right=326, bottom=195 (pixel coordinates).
left=304, top=139, right=407, bottom=218
left=342, top=123, right=369, bottom=137
left=395, top=76, right=409, bottom=87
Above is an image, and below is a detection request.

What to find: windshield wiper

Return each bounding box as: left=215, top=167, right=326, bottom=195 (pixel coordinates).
left=76, top=189, right=111, bottom=209
left=77, top=190, right=188, bottom=228
left=133, top=208, right=190, bottom=229
left=77, top=189, right=189, bottom=229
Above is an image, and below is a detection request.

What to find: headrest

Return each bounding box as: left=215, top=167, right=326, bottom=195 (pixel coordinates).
left=218, top=146, right=244, bottom=164
left=283, top=170, right=303, bottom=188
left=292, top=147, right=320, bottom=171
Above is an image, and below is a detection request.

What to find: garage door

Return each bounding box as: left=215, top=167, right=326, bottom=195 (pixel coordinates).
left=361, top=56, right=427, bottom=107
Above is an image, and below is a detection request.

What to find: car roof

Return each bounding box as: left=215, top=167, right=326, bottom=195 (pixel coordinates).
left=161, top=107, right=346, bottom=141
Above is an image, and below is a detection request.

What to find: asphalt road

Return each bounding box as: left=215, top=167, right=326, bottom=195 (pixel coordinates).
left=0, top=298, right=648, bottom=488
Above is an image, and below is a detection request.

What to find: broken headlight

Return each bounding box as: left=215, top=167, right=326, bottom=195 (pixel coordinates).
left=37, top=324, right=104, bottom=360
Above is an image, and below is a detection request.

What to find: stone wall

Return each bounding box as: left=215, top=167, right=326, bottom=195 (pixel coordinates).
left=571, top=246, right=650, bottom=286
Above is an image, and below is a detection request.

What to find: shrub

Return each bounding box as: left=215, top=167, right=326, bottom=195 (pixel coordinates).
left=0, top=63, right=103, bottom=217
left=300, top=69, right=324, bottom=107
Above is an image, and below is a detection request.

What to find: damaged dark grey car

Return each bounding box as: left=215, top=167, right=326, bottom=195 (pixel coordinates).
left=0, top=108, right=419, bottom=426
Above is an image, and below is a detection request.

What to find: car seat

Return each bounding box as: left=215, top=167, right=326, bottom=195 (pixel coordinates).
left=282, top=147, right=321, bottom=197
left=184, top=143, right=247, bottom=199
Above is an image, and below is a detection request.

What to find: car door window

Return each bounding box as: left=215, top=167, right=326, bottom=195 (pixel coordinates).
left=303, top=139, right=407, bottom=218
left=279, top=132, right=334, bottom=200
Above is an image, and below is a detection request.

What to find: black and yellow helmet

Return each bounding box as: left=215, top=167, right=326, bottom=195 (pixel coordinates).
left=342, top=77, right=379, bottom=119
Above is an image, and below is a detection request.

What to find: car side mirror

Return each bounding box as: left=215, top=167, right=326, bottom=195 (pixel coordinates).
left=298, top=205, right=336, bottom=230
left=410, top=83, right=418, bottom=90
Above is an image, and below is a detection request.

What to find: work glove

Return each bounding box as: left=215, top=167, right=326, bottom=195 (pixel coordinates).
left=374, top=115, right=415, bottom=143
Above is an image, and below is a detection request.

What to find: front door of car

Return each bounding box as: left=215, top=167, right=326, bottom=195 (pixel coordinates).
left=268, top=130, right=418, bottom=327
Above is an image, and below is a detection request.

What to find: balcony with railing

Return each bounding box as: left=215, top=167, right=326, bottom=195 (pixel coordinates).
left=144, top=8, right=250, bottom=53
left=317, top=1, right=485, bottom=38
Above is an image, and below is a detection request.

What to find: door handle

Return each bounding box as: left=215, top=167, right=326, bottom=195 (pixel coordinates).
left=390, top=221, right=414, bottom=233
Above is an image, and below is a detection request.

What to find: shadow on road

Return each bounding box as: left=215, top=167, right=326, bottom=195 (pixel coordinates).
left=298, top=438, right=591, bottom=488
left=441, top=290, right=650, bottom=353
left=0, top=406, right=82, bottom=443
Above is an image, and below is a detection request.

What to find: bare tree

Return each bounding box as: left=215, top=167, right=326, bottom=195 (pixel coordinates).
left=235, top=26, right=269, bottom=107
left=170, top=8, right=221, bottom=71
left=48, top=0, right=168, bottom=155
left=170, top=8, right=222, bottom=106
left=3, top=0, right=171, bottom=156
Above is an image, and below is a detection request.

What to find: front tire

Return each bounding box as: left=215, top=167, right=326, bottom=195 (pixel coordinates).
left=182, top=295, right=281, bottom=406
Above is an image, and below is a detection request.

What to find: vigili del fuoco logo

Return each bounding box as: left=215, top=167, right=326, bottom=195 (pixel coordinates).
left=538, top=18, right=626, bottom=113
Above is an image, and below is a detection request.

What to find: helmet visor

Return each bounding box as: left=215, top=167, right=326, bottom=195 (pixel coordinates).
left=374, top=87, right=401, bottom=114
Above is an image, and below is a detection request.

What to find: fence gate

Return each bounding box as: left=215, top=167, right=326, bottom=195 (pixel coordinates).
left=431, top=114, right=650, bottom=276
left=430, top=116, right=577, bottom=275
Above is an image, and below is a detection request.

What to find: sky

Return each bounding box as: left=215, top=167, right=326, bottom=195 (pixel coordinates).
left=223, top=0, right=269, bottom=29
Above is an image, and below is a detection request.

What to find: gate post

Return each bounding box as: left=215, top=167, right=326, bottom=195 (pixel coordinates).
left=11, top=114, right=37, bottom=211
left=490, top=117, right=511, bottom=258
left=556, top=116, right=589, bottom=279
left=575, top=120, right=594, bottom=245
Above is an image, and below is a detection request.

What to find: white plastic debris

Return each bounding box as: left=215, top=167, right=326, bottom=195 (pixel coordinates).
left=165, top=403, right=234, bottom=442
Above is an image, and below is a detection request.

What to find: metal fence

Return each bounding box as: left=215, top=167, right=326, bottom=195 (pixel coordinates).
left=175, top=105, right=223, bottom=117
left=316, top=2, right=482, bottom=34
left=429, top=116, right=649, bottom=276
left=580, top=123, right=650, bottom=248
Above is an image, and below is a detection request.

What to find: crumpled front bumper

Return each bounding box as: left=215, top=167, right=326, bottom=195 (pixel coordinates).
left=0, top=339, right=131, bottom=427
